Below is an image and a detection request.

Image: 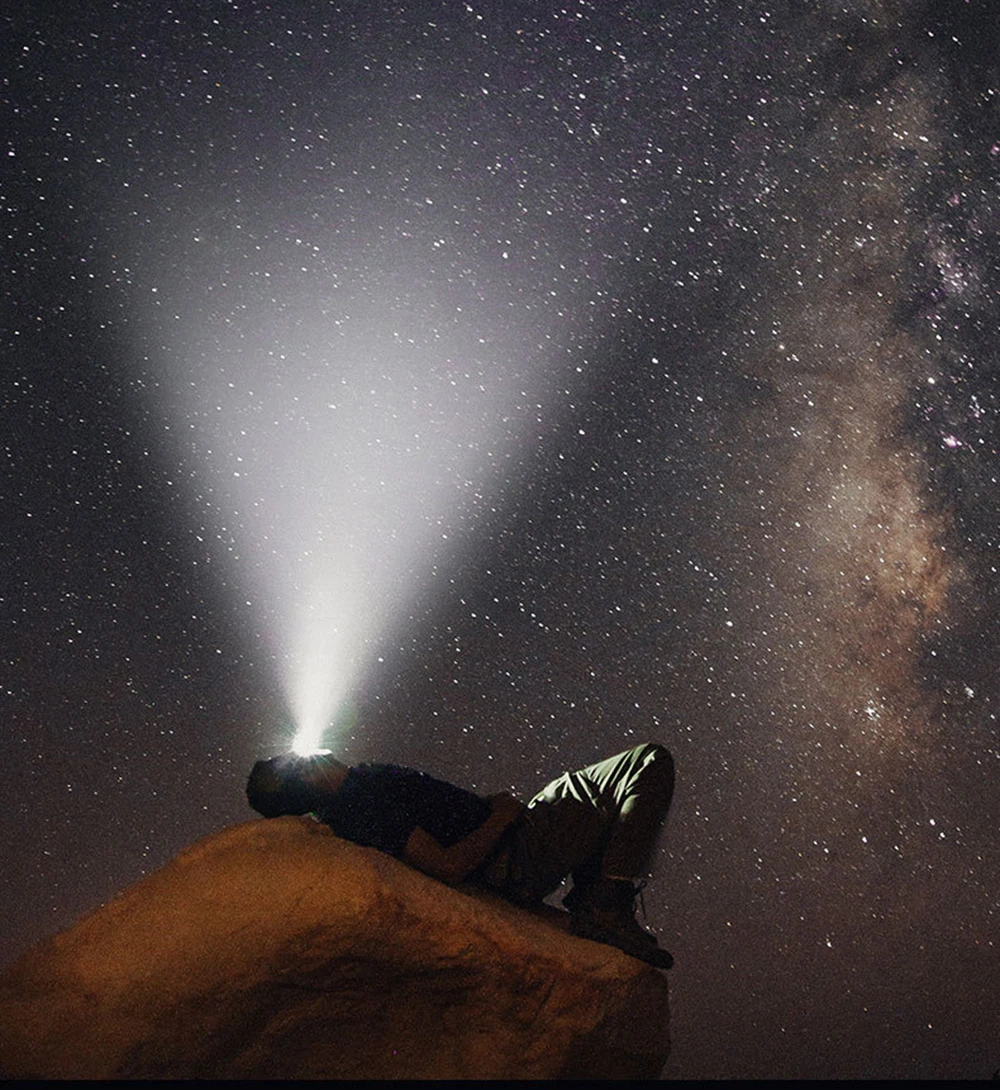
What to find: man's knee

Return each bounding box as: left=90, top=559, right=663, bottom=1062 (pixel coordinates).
left=635, top=741, right=673, bottom=767
left=637, top=742, right=674, bottom=790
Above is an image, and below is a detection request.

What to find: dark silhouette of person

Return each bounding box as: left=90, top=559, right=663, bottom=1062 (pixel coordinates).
left=247, top=742, right=675, bottom=969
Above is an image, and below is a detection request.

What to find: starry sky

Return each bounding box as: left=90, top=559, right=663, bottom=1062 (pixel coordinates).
left=3, top=0, right=999, bottom=1079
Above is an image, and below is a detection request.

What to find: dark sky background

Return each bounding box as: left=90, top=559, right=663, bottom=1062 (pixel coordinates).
left=3, top=0, right=999, bottom=1079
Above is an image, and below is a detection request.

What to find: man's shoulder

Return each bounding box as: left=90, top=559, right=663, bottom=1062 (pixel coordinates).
left=354, top=761, right=419, bottom=777
left=350, top=762, right=432, bottom=788
left=351, top=763, right=460, bottom=791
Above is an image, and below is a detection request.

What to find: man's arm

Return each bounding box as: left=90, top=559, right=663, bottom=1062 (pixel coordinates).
left=403, top=793, right=524, bottom=886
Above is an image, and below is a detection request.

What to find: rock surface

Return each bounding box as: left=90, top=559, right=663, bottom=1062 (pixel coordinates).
left=0, top=817, right=670, bottom=1079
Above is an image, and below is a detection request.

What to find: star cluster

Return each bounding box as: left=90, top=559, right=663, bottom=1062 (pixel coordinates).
left=2, top=1, right=998, bottom=1079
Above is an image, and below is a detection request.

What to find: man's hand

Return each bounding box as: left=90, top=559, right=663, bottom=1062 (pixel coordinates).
left=488, top=792, right=526, bottom=826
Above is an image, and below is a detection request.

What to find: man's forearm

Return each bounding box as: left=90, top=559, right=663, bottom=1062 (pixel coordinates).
left=405, top=796, right=524, bottom=885
left=443, top=801, right=523, bottom=881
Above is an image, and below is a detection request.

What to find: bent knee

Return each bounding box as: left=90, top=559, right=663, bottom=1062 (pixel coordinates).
left=639, top=742, right=674, bottom=780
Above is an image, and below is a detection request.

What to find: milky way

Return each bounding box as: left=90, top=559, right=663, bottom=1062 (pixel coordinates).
left=724, top=36, right=959, bottom=749
left=3, top=1, right=998, bottom=1079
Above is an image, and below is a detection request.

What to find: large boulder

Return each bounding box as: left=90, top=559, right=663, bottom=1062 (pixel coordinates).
left=0, top=817, right=670, bottom=1079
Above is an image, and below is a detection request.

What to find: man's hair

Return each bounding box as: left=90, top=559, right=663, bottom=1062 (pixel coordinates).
left=246, top=754, right=321, bottom=817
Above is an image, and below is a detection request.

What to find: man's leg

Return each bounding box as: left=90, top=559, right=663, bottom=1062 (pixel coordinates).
left=523, top=742, right=674, bottom=885
left=473, top=743, right=675, bottom=967
left=501, top=741, right=675, bottom=894
left=561, top=742, right=675, bottom=882
left=484, top=789, right=609, bottom=905
left=490, top=741, right=671, bottom=893
left=527, top=742, right=675, bottom=968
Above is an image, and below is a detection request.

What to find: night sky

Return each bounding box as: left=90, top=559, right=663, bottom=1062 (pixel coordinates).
left=3, top=1, right=999, bottom=1079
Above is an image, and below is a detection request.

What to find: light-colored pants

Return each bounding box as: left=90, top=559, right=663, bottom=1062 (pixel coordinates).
left=478, top=742, right=675, bottom=904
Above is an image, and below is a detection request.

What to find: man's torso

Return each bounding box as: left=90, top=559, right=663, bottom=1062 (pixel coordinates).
left=313, top=763, right=492, bottom=856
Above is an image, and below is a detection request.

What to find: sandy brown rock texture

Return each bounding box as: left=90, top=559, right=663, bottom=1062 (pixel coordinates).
left=0, top=816, right=669, bottom=1079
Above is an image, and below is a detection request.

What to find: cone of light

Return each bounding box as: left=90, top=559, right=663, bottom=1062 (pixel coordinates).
left=152, top=272, right=528, bottom=755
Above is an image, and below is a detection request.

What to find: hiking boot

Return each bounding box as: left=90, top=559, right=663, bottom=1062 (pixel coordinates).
left=567, top=878, right=673, bottom=970
left=564, top=876, right=657, bottom=943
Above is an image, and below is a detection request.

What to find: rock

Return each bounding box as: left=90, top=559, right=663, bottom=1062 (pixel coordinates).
left=0, top=817, right=670, bottom=1080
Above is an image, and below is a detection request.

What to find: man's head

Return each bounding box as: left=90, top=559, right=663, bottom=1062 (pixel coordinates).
left=246, top=751, right=350, bottom=818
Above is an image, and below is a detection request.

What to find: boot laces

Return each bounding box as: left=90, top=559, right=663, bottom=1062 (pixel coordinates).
left=631, top=879, right=648, bottom=921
